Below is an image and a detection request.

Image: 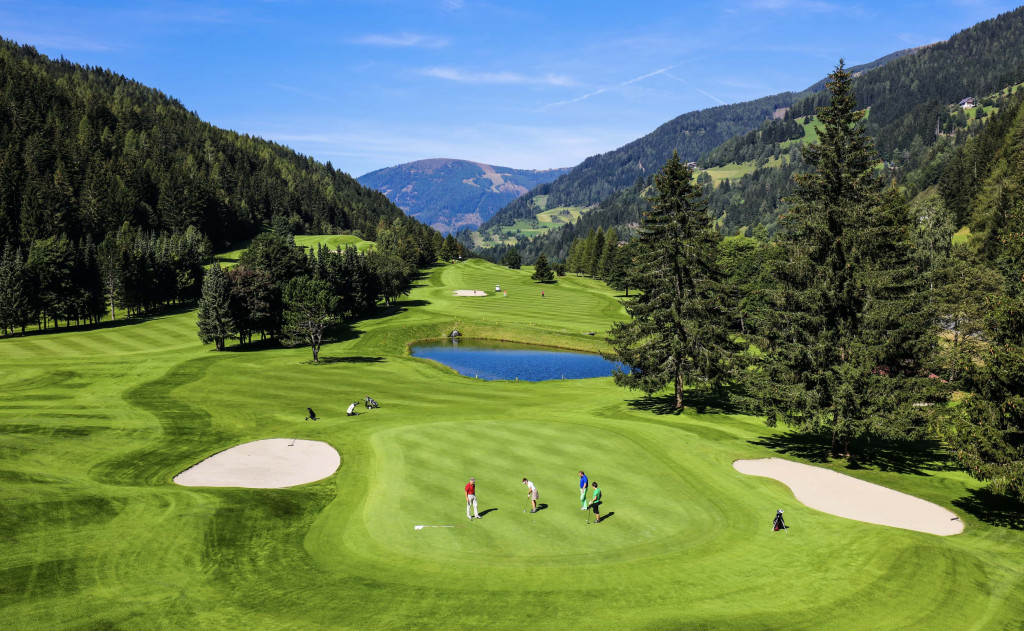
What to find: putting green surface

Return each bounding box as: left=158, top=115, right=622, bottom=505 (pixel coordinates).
left=2, top=259, right=1024, bottom=629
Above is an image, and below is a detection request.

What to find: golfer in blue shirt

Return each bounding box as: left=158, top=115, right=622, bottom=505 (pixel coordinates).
left=579, top=470, right=589, bottom=510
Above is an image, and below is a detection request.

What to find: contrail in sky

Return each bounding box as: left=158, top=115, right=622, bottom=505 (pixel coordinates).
left=663, top=72, right=726, bottom=105
left=538, top=65, right=676, bottom=111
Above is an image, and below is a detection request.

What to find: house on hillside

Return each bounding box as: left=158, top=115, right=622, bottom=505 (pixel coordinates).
left=686, top=161, right=698, bottom=169
left=959, top=97, right=977, bottom=109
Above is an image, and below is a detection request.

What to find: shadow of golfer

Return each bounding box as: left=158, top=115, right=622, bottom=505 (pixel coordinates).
left=598, top=511, right=615, bottom=522
left=537, top=503, right=549, bottom=511
left=478, top=508, right=498, bottom=517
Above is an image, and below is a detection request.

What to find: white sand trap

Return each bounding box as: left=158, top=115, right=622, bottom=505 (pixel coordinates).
left=734, top=457, right=963, bottom=536
left=174, top=439, right=340, bottom=489
left=452, top=289, right=487, bottom=296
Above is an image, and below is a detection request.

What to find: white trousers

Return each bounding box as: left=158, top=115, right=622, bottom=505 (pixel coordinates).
left=466, top=494, right=479, bottom=518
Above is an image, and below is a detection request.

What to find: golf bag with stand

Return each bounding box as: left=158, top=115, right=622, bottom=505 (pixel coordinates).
left=365, top=396, right=379, bottom=409
left=772, top=509, right=788, bottom=533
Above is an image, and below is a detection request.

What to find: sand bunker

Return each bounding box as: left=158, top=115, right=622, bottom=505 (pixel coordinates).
left=734, top=458, right=963, bottom=536
left=452, top=290, right=487, bottom=296
left=174, top=439, right=340, bottom=489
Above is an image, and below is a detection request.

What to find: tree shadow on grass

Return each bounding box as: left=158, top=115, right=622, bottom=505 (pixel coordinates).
left=3, top=303, right=197, bottom=339
left=626, top=386, right=744, bottom=416
left=313, top=356, right=385, bottom=364
left=952, top=488, right=1024, bottom=530
left=224, top=338, right=281, bottom=352
left=748, top=431, right=956, bottom=475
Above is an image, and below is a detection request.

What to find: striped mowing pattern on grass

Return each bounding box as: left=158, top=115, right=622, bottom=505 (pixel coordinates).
left=1, top=259, right=1023, bottom=629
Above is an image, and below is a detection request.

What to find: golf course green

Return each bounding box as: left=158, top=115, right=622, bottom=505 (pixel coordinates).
left=2, top=258, right=1023, bottom=629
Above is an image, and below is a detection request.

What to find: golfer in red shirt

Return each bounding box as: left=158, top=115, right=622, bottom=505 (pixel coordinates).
left=465, top=477, right=480, bottom=520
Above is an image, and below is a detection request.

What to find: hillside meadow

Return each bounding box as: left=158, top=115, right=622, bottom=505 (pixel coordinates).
left=2, top=258, right=1023, bottom=629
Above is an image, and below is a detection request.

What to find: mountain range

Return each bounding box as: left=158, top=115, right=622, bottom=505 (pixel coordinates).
left=467, top=5, right=1024, bottom=262
left=357, top=159, right=570, bottom=234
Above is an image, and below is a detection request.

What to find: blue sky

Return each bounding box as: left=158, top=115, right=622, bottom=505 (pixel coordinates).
left=0, top=0, right=1017, bottom=177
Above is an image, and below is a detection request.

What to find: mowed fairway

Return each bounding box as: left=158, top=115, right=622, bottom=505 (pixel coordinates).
left=2, top=259, right=1024, bottom=629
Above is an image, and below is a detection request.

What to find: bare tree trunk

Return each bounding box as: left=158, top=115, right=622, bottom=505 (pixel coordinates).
left=675, top=370, right=685, bottom=409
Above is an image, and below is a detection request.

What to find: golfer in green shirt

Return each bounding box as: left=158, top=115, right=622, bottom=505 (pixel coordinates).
left=588, top=481, right=603, bottom=523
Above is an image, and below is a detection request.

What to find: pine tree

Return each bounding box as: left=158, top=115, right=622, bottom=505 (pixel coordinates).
left=607, top=152, right=734, bottom=409
left=580, top=230, right=597, bottom=276
left=750, top=61, right=938, bottom=458
left=589, top=227, right=605, bottom=277
left=598, top=227, right=618, bottom=279
left=948, top=290, right=1024, bottom=499
left=502, top=246, right=522, bottom=269
left=567, top=238, right=584, bottom=275
left=0, top=243, right=28, bottom=335
left=531, top=253, right=554, bottom=282
left=197, top=263, right=233, bottom=351
left=439, top=235, right=458, bottom=262
left=604, top=239, right=633, bottom=297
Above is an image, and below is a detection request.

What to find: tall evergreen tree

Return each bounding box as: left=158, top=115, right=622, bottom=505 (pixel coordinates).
left=607, top=152, right=734, bottom=409
left=531, top=253, right=554, bottom=282
left=196, top=263, right=233, bottom=351
left=948, top=289, right=1024, bottom=499
left=749, top=61, right=937, bottom=457
left=0, top=243, right=28, bottom=335
left=501, top=246, right=522, bottom=269
left=604, top=239, right=633, bottom=297
left=598, top=227, right=618, bottom=279
left=439, top=234, right=459, bottom=262
left=588, top=227, right=606, bottom=277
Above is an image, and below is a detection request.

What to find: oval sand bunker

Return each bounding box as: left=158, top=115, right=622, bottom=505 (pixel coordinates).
left=174, top=439, right=340, bottom=489
left=452, top=290, right=487, bottom=296
left=734, top=457, right=963, bottom=536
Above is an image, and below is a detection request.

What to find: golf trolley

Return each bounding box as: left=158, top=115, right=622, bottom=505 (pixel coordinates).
left=772, top=509, right=788, bottom=533
left=365, top=396, right=379, bottom=409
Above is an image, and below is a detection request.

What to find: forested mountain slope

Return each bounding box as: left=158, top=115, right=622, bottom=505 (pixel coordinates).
left=357, top=158, right=570, bottom=234
left=0, top=39, right=420, bottom=252
left=701, top=6, right=1024, bottom=233
left=503, top=6, right=1024, bottom=259
left=477, top=52, right=916, bottom=235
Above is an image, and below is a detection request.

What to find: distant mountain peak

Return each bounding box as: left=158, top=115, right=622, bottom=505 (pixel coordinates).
left=357, top=158, right=571, bottom=234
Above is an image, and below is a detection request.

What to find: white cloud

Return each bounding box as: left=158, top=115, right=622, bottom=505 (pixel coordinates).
left=421, top=67, right=576, bottom=86
left=350, top=33, right=450, bottom=48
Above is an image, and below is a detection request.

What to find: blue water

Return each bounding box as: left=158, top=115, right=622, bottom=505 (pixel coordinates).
left=411, top=339, right=621, bottom=381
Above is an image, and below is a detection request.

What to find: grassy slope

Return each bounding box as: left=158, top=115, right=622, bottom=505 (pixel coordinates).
left=216, top=234, right=376, bottom=268
left=472, top=204, right=590, bottom=247
left=2, top=258, right=1023, bottom=629
left=293, top=234, right=376, bottom=253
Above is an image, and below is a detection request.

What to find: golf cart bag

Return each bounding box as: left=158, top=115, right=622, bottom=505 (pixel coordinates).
left=772, top=509, right=788, bottom=533
left=365, top=396, right=379, bottom=409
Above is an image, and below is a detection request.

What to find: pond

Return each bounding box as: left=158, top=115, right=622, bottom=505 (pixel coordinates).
left=411, top=339, right=621, bottom=381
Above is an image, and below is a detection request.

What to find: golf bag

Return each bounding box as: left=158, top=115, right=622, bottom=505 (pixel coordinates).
left=772, top=509, right=788, bottom=533
left=365, top=396, right=379, bottom=409
left=305, top=407, right=319, bottom=421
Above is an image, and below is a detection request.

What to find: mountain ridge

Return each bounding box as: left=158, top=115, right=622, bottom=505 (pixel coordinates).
left=358, top=158, right=570, bottom=234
